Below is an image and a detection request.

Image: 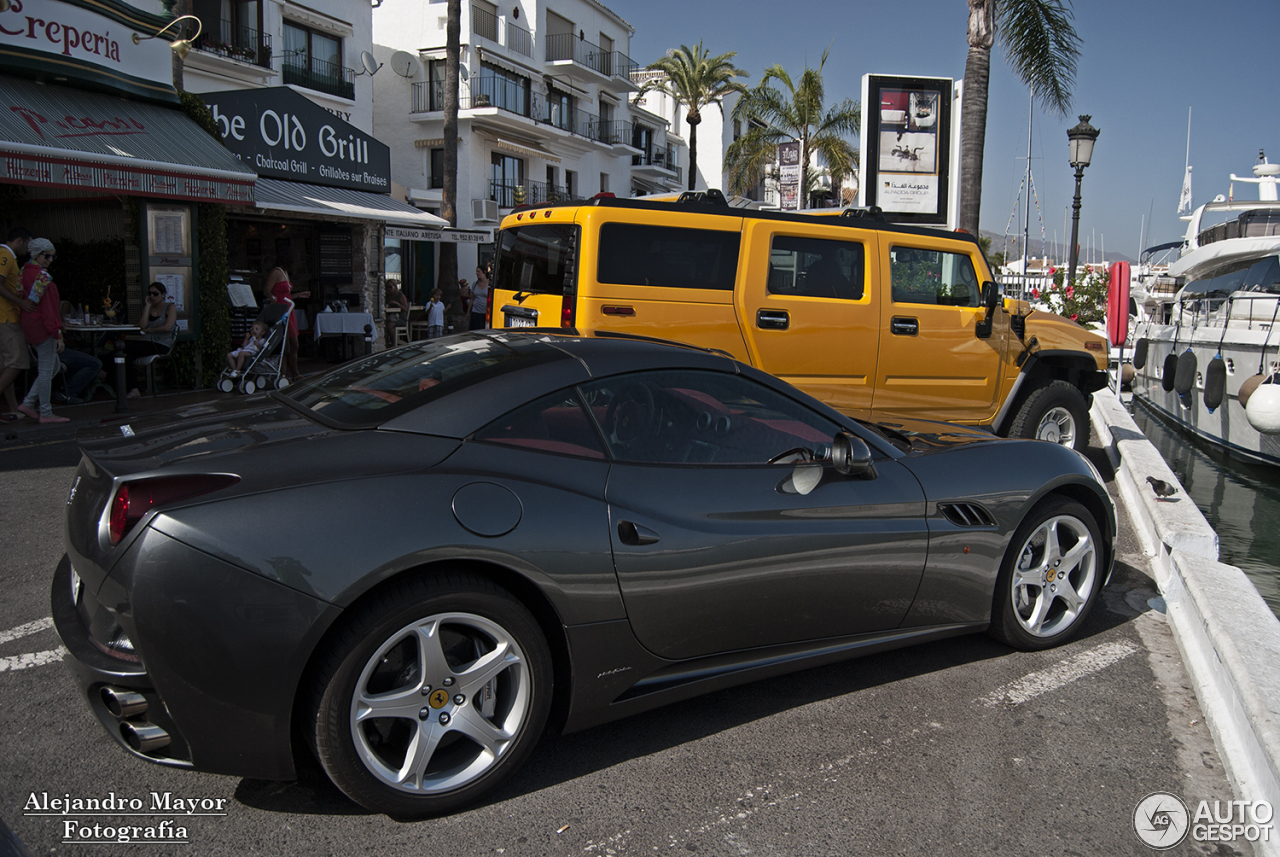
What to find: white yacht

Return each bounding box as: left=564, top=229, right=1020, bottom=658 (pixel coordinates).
left=1129, top=151, right=1280, bottom=467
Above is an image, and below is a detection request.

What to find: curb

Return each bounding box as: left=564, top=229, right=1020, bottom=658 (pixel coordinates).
left=1092, top=389, right=1280, bottom=853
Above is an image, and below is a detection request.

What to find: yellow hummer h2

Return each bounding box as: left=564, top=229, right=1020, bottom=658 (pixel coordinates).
left=489, top=192, right=1109, bottom=450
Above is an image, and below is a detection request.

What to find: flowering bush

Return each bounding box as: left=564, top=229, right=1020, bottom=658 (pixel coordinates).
left=1040, top=267, right=1108, bottom=326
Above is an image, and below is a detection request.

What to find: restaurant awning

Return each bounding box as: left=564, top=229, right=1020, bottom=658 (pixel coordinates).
left=495, top=137, right=561, bottom=164
left=0, top=78, right=256, bottom=205
left=253, top=178, right=450, bottom=227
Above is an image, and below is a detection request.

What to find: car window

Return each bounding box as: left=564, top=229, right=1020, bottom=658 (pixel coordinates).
left=579, top=369, right=840, bottom=464
left=283, top=337, right=557, bottom=427
left=768, top=235, right=865, bottom=300
left=474, top=391, right=606, bottom=459
left=597, top=223, right=740, bottom=291
left=889, top=246, right=980, bottom=307
left=493, top=224, right=579, bottom=296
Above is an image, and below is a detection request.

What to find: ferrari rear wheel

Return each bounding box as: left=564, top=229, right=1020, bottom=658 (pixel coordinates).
left=309, top=572, right=551, bottom=817
left=989, top=496, right=1102, bottom=651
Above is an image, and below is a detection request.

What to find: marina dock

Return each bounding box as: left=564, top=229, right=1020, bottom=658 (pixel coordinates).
left=1092, top=387, right=1280, bottom=855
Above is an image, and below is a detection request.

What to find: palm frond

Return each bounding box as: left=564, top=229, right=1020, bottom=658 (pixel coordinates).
left=997, top=0, right=1080, bottom=116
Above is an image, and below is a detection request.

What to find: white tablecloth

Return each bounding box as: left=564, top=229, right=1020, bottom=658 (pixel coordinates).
left=312, top=312, right=374, bottom=338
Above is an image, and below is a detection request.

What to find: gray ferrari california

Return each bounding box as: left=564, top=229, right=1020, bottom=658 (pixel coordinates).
left=52, top=330, right=1115, bottom=817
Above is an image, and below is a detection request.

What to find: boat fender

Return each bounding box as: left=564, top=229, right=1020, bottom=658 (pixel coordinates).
left=1239, top=373, right=1266, bottom=408
left=1174, top=349, right=1197, bottom=396
left=1162, top=352, right=1179, bottom=392
left=1204, top=356, right=1227, bottom=412
left=1132, top=338, right=1149, bottom=369
left=1245, top=375, right=1280, bottom=434
left=1121, top=363, right=1136, bottom=385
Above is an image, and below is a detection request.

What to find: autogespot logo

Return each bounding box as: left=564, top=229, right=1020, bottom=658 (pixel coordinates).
left=1134, top=792, right=1190, bottom=849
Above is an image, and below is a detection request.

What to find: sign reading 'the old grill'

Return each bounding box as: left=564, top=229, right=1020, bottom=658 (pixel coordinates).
left=202, top=87, right=391, bottom=193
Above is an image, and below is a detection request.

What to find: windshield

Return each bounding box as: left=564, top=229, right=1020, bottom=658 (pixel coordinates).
left=281, top=337, right=552, bottom=427
left=493, top=223, right=579, bottom=296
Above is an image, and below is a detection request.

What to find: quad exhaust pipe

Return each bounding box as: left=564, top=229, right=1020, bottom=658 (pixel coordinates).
left=101, top=686, right=171, bottom=753
left=121, top=721, right=171, bottom=753
left=101, top=687, right=147, bottom=718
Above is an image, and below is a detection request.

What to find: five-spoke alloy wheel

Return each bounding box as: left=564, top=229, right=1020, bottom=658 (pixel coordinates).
left=989, top=496, right=1102, bottom=650
left=310, top=572, right=551, bottom=817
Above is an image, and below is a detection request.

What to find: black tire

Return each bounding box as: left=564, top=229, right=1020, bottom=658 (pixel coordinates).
left=1008, top=380, right=1090, bottom=450
left=989, top=496, right=1103, bottom=651
left=308, top=571, right=552, bottom=818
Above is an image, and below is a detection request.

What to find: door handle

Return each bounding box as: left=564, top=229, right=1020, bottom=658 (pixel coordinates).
left=756, top=309, right=790, bottom=330
left=890, top=316, right=919, bottom=336
left=617, top=521, right=660, bottom=546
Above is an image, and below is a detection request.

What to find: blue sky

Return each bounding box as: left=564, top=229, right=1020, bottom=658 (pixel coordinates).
left=619, top=0, right=1280, bottom=262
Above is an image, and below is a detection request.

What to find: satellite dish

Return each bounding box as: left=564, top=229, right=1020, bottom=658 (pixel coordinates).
left=358, top=50, right=382, bottom=76
left=390, top=50, right=416, bottom=78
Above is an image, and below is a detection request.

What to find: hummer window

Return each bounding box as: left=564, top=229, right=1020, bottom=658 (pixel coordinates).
left=767, top=235, right=865, bottom=300
left=889, top=246, right=981, bottom=307
left=493, top=224, right=579, bottom=296
left=597, top=223, right=739, bottom=291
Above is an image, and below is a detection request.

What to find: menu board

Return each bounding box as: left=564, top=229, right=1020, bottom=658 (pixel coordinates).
left=319, top=231, right=353, bottom=283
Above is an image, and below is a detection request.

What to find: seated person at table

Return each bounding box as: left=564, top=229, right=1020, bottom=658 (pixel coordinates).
left=16, top=239, right=101, bottom=419
left=124, top=281, right=178, bottom=399
left=227, top=321, right=268, bottom=376
left=386, top=282, right=409, bottom=314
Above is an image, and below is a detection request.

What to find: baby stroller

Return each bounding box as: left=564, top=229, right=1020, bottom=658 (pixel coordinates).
left=217, top=302, right=292, bottom=394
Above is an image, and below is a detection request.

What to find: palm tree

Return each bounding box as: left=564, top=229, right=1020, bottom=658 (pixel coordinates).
left=726, top=49, right=859, bottom=207
left=959, top=0, right=1081, bottom=234
left=640, top=43, right=748, bottom=191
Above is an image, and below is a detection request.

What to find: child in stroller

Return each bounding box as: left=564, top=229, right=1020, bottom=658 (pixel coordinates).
left=226, top=321, right=268, bottom=376
left=217, top=302, right=291, bottom=394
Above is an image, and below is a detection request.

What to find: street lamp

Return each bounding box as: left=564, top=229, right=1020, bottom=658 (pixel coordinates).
left=1066, top=115, right=1100, bottom=290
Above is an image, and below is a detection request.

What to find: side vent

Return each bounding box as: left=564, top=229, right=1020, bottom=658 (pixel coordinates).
left=938, top=503, right=997, bottom=527
left=472, top=199, right=500, bottom=222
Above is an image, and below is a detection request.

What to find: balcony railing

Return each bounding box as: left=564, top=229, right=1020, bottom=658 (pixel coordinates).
left=490, top=179, right=570, bottom=208
left=596, top=120, right=633, bottom=146
left=471, top=4, right=498, bottom=42
left=413, top=76, right=542, bottom=119
left=544, top=34, right=637, bottom=81
left=282, top=52, right=354, bottom=99
left=506, top=20, right=532, bottom=57
left=194, top=20, right=272, bottom=68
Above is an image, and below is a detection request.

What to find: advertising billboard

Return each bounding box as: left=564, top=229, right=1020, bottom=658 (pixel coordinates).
left=859, top=75, right=953, bottom=225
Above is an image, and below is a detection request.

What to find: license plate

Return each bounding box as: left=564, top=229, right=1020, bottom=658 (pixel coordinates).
left=505, top=315, right=536, bottom=328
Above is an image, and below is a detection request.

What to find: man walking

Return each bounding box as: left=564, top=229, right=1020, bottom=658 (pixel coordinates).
left=0, top=227, right=34, bottom=421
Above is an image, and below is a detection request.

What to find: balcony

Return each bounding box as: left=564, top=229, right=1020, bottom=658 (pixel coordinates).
left=283, top=53, right=354, bottom=100
left=544, top=34, right=637, bottom=89
left=632, top=146, right=679, bottom=180
left=490, top=178, right=572, bottom=208
left=597, top=120, right=634, bottom=147
left=194, top=21, right=272, bottom=68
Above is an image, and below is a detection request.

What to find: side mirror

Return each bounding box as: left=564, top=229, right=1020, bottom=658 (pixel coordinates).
left=832, top=431, right=877, bottom=479
left=976, top=281, right=1000, bottom=340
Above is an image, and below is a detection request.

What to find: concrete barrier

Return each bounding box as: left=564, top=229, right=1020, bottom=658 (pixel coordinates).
left=1092, top=390, right=1280, bottom=853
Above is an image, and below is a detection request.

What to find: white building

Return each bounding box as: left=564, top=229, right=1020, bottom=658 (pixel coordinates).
left=372, top=0, right=686, bottom=300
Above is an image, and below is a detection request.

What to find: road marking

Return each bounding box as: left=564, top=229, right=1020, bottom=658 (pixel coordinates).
left=0, top=648, right=67, bottom=672
left=978, top=640, right=1140, bottom=707
left=0, top=617, right=54, bottom=645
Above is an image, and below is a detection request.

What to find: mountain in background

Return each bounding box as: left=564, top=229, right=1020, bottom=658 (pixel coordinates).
left=979, top=229, right=1136, bottom=266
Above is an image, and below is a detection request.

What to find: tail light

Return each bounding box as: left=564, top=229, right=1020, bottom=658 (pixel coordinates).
left=108, top=474, right=240, bottom=545
left=561, top=292, right=575, bottom=328
left=485, top=295, right=493, bottom=328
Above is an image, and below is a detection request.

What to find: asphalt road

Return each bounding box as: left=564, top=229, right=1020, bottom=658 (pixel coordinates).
left=0, top=435, right=1251, bottom=856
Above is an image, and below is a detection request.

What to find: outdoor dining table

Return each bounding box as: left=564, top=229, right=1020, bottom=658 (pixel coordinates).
left=62, top=322, right=140, bottom=414
left=312, top=311, right=374, bottom=361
